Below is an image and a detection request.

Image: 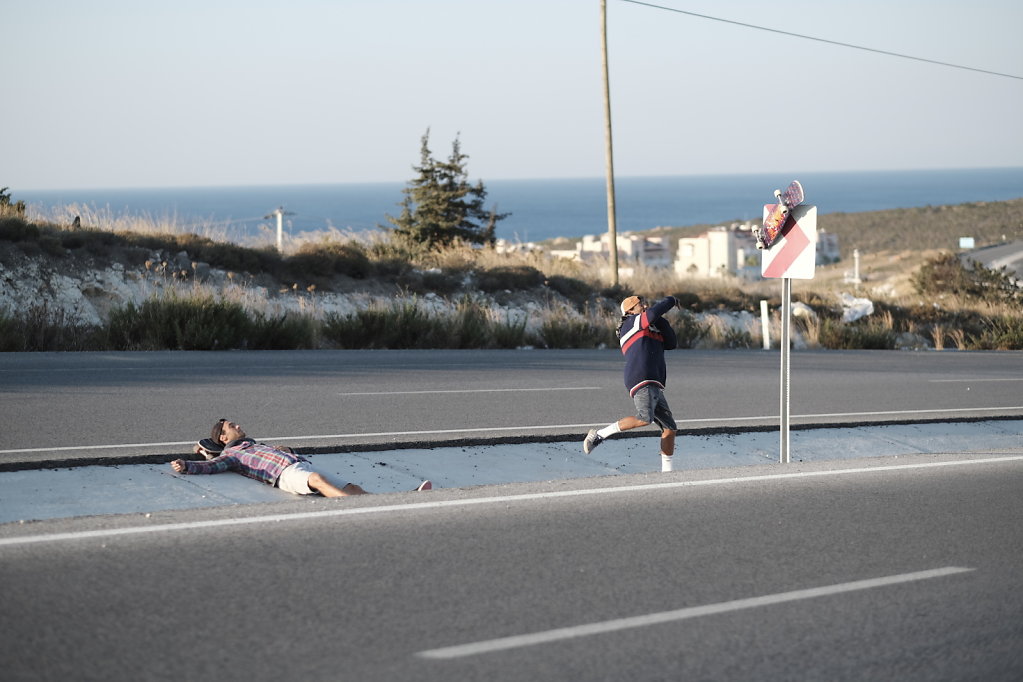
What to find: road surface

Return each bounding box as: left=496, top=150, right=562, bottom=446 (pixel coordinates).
left=1, top=454, right=1020, bottom=681
left=2, top=349, right=1021, bottom=467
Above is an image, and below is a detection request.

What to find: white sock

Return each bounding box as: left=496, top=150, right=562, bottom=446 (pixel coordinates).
left=661, top=453, right=673, bottom=472
left=597, top=422, right=621, bottom=439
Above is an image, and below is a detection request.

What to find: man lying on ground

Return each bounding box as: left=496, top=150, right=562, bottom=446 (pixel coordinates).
left=170, top=418, right=431, bottom=497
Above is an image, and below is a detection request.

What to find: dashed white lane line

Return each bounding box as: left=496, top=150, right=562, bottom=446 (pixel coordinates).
left=0, top=455, right=1019, bottom=548
left=416, top=567, right=975, bottom=659
left=339, top=387, right=602, bottom=396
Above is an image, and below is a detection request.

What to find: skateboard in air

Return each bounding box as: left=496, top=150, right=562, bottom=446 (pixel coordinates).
left=754, top=180, right=804, bottom=250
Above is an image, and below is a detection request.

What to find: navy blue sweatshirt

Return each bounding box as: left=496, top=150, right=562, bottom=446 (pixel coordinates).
left=617, top=296, right=678, bottom=396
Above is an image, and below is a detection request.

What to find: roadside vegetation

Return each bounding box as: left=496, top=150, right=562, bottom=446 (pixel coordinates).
left=2, top=181, right=1022, bottom=352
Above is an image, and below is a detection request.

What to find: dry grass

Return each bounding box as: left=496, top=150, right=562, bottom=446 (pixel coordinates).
left=6, top=196, right=1023, bottom=350
left=36, top=203, right=230, bottom=241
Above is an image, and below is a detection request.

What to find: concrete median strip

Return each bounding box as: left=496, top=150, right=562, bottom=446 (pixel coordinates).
left=0, top=455, right=1020, bottom=547
left=0, top=420, right=1019, bottom=527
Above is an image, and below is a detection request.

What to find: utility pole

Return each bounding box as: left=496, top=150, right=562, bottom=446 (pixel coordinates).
left=600, top=0, right=619, bottom=286
left=264, top=206, right=295, bottom=253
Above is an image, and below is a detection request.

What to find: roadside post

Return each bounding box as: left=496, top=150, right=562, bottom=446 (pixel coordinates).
left=761, top=204, right=817, bottom=463
left=760, top=300, right=771, bottom=349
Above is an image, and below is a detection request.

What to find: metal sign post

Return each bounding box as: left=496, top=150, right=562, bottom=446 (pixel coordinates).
left=761, top=204, right=817, bottom=464
left=780, top=277, right=792, bottom=463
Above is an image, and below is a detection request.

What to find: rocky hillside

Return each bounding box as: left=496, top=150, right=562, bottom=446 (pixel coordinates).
left=2, top=196, right=1022, bottom=352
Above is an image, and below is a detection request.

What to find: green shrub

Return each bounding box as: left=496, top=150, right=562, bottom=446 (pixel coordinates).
left=108, top=295, right=251, bottom=350
left=968, top=315, right=1023, bottom=350
left=490, top=312, right=531, bottom=348
left=0, top=311, right=22, bottom=351
left=912, top=252, right=1021, bottom=305
left=539, top=308, right=616, bottom=349
left=477, top=265, right=545, bottom=292
left=322, top=301, right=443, bottom=349
left=0, top=304, right=106, bottom=351
left=599, top=284, right=630, bottom=305
left=323, top=298, right=541, bottom=349
left=39, top=235, right=65, bottom=257
left=319, top=312, right=360, bottom=348
left=670, top=291, right=702, bottom=311
left=671, top=310, right=709, bottom=348
left=723, top=328, right=754, bottom=349
left=0, top=188, right=27, bottom=218
left=72, top=228, right=121, bottom=253
left=286, top=242, right=374, bottom=280
left=0, top=216, right=39, bottom=242
left=818, top=317, right=897, bottom=350
left=544, top=275, right=592, bottom=304
left=249, top=312, right=319, bottom=349
left=450, top=298, right=494, bottom=348
left=399, top=268, right=464, bottom=295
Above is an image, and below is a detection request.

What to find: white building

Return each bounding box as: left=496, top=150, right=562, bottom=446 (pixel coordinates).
left=675, top=227, right=756, bottom=278
left=675, top=225, right=840, bottom=279
left=548, top=222, right=838, bottom=279
left=550, top=232, right=671, bottom=269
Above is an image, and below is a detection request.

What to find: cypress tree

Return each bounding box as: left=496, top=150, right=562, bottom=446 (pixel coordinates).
left=386, top=131, right=508, bottom=250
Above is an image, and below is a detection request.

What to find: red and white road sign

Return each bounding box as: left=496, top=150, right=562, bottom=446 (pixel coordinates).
left=761, top=204, right=817, bottom=279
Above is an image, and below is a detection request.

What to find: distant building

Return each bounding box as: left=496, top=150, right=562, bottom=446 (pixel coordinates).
left=676, top=224, right=840, bottom=279
left=549, top=232, right=671, bottom=268
left=545, top=222, right=838, bottom=280
left=495, top=239, right=541, bottom=255
left=675, top=225, right=757, bottom=279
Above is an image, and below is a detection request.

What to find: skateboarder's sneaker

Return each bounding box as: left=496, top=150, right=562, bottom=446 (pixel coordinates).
left=583, top=429, right=604, bottom=454
left=416, top=480, right=433, bottom=492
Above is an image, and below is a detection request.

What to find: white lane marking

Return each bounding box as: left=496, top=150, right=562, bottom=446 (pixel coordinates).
left=416, top=567, right=975, bottom=659
left=0, top=456, right=1020, bottom=548
left=339, top=387, right=602, bottom=396
left=0, top=440, right=201, bottom=455
left=3, top=408, right=1021, bottom=456
left=783, top=406, right=1023, bottom=419
left=930, top=378, right=1023, bottom=383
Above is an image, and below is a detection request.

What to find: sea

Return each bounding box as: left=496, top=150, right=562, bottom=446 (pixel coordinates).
left=17, top=167, right=1023, bottom=245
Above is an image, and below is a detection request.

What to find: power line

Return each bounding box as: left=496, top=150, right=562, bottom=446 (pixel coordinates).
left=618, top=0, right=1023, bottom=81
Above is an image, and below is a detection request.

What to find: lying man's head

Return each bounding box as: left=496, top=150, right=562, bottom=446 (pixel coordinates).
left=211, top=418, right=246, bottom=445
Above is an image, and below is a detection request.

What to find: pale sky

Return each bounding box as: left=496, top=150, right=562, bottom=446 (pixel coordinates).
left=4, top=0, right=1021, bottom=191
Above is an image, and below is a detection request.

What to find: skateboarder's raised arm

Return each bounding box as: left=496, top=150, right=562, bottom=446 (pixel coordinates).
left=645, top=296, right=677, bottom=322
left=646, top=297, right=678, bottom=350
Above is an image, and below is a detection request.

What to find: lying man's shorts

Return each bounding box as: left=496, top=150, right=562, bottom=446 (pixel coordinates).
left=632, top=385, right=677, bottom=431
left=276, top=461, right=347, bottom=495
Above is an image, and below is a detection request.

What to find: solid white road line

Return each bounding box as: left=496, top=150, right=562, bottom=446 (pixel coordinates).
left=0, top=456, right=1019, bottom=548
left=930, top=378, right=1023, bottom=383
left=3, top=409, right=1021, bottom=455
left=416, top=567, right=975, bottom=659
left=339, top=387, right=602, bottom=396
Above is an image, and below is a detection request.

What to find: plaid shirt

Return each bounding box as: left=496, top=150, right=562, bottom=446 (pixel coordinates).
left=183, top=438, right=307, bottom=486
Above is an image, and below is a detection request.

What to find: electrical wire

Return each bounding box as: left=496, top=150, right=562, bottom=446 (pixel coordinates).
left=618, top=0, right=1023, bottom=81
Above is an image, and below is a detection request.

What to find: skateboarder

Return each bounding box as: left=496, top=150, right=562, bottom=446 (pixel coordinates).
left=583, top=295, right=680, bottom=472
left=171, top=418, right=431, bottom=497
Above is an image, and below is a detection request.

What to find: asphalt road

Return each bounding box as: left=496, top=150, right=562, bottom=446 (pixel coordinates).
left=1, top=454, right=1020, bottom=681
left=2, top=349, right=1022, bottom=467
left=967, top=240, right=1023, bottom=281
